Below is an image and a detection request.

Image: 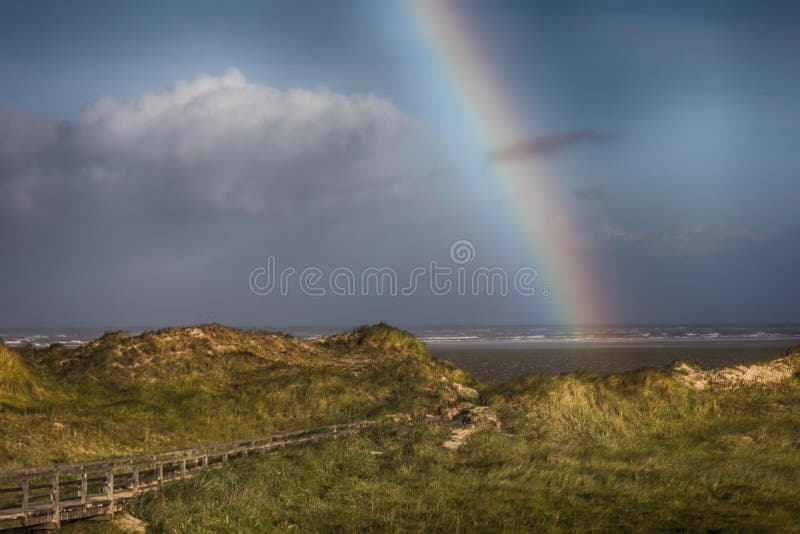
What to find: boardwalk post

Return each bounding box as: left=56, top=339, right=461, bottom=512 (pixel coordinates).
left=50, top=471, right=60, bottom=526
left=80, top=469, right=88, bottom=504
left=202, top=455, right=209, bottom=469
left=180, top=459, right=186, bottom=479
left=222, top=452, right=228, bottom=464
left=104, top=467, right=116, bottom=520
left=50, top=471, right=59, bottom=505
left=21, top=478, right=29, bottom=516
left=157, top=463, right=163, bottom=487
left=106, top=468, right=114, bottom=501
left=132, top=465, right=139, bottom=492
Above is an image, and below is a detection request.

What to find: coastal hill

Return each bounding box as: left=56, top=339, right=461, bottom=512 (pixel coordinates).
left=120, top=342, right=800, bottom=532
left=0, top=340, right=51, bottom=407
left=0, top=323, right=477, bottom=469
left=23, top=323, right=465, bottom=386
left=4, top=326, right=800, bottom=531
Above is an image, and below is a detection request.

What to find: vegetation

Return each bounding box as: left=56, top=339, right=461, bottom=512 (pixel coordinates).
left=4, top=325, right=800, bottom=531
left=0, top=323, right=473, bottom=469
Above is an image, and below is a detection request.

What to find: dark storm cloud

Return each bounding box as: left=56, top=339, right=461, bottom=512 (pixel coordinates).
left=0, top=69, right=421, bottom=220
left=488, top=130, right=619, bottom=163
left=571, top=187, right=607, bottom=201
left=2, top=0, right=800, bottom=328
left=0, top=69, right=470, bottom=328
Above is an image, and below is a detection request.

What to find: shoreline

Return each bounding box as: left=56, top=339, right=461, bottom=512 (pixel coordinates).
left=428, top=339, right=796, bottom=382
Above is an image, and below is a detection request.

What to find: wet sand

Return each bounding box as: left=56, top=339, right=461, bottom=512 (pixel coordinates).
left=427, top=340, right=798, bottom=382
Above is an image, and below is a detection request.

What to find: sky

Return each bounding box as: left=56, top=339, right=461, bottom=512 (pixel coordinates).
left=1, top=0, right=799, bottom=327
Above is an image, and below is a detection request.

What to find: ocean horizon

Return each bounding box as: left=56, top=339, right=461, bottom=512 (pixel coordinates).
left=5, top=324, right=799, bottom=381
left=3, top=324, right=800, bottom=348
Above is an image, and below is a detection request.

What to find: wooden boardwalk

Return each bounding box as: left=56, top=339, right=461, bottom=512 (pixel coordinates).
left=0, top=420, right=378, bottom=531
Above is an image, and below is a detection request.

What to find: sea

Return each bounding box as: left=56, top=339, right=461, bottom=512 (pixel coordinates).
left=3, top=325, right=800, bottom=382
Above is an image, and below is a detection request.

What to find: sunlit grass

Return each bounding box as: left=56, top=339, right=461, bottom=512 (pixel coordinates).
left=87, top=371, right=800, bottom=533
left=85, top=372, right=800, bottom=533
left=0, top=324, right=470, bottom=469
left=6, top=326, right=800, bottom=531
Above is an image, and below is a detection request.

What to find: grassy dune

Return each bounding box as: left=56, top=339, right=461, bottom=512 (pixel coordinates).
left=0, top=323, right=474, bottom=469
left=89, top=360, right=799, bottom=533
left=4, top=326, right=800, bottom=531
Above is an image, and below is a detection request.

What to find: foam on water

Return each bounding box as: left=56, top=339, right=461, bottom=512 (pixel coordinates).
left=2, top=325, right=800, bottom=350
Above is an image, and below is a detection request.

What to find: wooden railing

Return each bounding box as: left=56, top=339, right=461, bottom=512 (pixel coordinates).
left=0, top=419, right=379, bottom=531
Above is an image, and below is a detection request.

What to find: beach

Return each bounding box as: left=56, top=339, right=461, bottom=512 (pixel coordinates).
left=428, top=339, right=797, bottom=382
left=4, top=325, right=799, bottom=383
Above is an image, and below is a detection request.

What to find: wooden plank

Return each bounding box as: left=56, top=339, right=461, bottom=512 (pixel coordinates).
left=0, top=419, right=381, bottom=481
left=50, top=472, right=59, bottom=508
left=80, top=470, right=88, bottom=505
left=0, top=418, right=388, bottom=530
left=105, top=469, right=114, bottom=502
left=21, top=479, right=28, bottom=516
left=50, top=471, right=60, bottom=527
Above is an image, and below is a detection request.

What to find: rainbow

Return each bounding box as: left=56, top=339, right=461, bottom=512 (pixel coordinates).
left=410, top=0, right=612, bottom=325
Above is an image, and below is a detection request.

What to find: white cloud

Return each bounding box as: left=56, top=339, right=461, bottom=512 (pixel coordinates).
left=0, top=69, right=420, bottom=217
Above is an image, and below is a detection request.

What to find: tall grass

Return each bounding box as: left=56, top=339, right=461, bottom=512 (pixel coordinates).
left=86, top=369, right=800, bottom=533
left=7, top=327, right=800, bottom=531
left=0, top=324, right=470, bottom=469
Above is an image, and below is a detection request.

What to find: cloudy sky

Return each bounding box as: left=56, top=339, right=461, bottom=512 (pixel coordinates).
left=1, top=0, right=799, bottom=327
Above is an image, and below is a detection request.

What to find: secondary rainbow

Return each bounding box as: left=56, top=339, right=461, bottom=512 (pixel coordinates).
left=410, top=0, right=611, bottom=325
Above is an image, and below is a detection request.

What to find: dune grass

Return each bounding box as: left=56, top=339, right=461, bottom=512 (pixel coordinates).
left=6, top=325, right=800, bottom=531
left=0, top=324, right=472, bottom=469
left=65, top=368, right=800, bottom=533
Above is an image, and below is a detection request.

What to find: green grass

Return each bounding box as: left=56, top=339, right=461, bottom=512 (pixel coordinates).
left=71, top=375, right=800, bottom=532
left=0, top=324, right=472, bottom=469
left=6, top=325, right=800, bottom=531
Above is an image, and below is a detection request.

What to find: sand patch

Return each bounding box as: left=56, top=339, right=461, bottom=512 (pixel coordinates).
left=452, top=382, right=479, bottom=400
left=673, top=354, right=800, bottom=390
left=112, top=513, right=148, bottom=533
left=443, top=405, right=500, bottom=450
